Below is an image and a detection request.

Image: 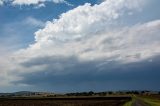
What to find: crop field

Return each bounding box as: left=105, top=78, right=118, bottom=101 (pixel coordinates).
left=0, top=97, right=131, bottom=106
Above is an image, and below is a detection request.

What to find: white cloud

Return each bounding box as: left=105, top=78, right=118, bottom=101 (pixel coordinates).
left=0, top=0, right=3, bottom=5
left=16, top=20, right=160, bottom=64
left=0, top=0, right=70, bottom=7
left=34, top=3, right=45, bottom=8
left=12, top=0, right=160, bottom=66
left=0, top=49, right=22, bottom=87
left=35, top=0, right=146, bottom=42
left=12, top=0, right=68, bottom=6
left=19, top=0, right=150, bottom=60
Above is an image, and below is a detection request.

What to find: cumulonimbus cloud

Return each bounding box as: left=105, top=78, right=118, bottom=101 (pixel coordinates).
left=15, top=0, right=159, bottom=64
left=1, top=0, right=160, bottom=89
left=9, top=0, right=160, bottom=77
left=16, top=20, right=160, bottom=68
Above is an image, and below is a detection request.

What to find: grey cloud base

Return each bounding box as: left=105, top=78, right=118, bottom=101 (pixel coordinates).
left=14, top=55, right=160, bottom=92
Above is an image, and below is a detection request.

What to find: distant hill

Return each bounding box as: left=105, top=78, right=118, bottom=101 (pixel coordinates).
left=0, top=91, right=55, bottom=97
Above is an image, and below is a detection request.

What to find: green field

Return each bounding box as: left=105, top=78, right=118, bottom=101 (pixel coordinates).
left=123, top=95, right=160, bottom=106
left=140, top=96, right=160, bottom=106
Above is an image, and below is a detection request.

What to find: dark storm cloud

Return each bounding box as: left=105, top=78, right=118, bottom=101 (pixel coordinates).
left=14, top=55, right=160, bottom=92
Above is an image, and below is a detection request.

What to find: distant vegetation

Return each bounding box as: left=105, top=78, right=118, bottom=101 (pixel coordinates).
left=0, top=90, right=159, bottom=98
left=0, top=90, right=160, bottom=106
left=65, top=90, right=159, bottom=97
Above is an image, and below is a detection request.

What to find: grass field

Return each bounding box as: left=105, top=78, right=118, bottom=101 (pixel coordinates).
left=123, top=95, right=160, bottom=106
left=139, top=96, right=160, bottom=106
left=0, top=96, right=131, bottom=106
left=123, top=98, right=135, bottom=106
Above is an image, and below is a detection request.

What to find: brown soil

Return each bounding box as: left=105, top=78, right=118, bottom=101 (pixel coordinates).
left=0, top=97, right=131, bottom=106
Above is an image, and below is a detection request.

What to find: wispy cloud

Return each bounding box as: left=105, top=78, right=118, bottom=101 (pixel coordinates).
left=0, top=0, right=72, bottom=7
left=0, top=16, right=45, bottom=87
left=0, top=16, right=44, bottom=47
left=24, top=17, right=45, bottom=27
left=12, top=0, right=65, bottom=5
left=0, top=0, right=3, bottom=5
left=14, top=0, right=72, bottom=7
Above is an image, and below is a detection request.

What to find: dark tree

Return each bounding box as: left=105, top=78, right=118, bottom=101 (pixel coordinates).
left=108, top=91, right=113, bottom=95
left=88, top=91, right=94, bottom=96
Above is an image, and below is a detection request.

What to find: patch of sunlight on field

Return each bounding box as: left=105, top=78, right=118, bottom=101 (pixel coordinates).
left=142, top=98, right=160, bottom=106
left=123, top=98, right=134, bottom=106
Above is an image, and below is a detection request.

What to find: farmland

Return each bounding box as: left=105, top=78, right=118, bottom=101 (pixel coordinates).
left=0, top=96, right=131, bottom=106
left=0, top=91, right=159, bottom=106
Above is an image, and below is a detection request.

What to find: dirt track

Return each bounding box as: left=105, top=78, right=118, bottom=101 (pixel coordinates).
left=132, top=99, right=149, bottom=106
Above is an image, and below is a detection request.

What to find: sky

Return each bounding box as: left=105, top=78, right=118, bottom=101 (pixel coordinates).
left=0, top=0, right=160, bottom=93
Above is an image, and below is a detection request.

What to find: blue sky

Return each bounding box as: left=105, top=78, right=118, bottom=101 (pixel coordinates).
left=0, top=0, right=160, bottom=92
left=0, top=0, right=97, bottom=48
